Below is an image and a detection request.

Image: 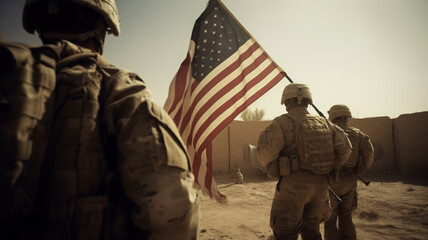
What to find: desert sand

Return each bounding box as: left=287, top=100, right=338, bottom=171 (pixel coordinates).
left=198, top=172, right=428, bottom=240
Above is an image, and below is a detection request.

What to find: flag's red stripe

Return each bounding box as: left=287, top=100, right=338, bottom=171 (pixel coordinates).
left=179, top=42, right=259, bottom=136
left=179, top=43, right=259, bottom=136
left=198, top=71, right=284, bottom=153
left=173, top=105, right=183, bottom=126
left=177, top=80, right=199, bottom=134
left=175, top=80, right=199, bottom=134
left=186, top=47, right=266, bottom=146
left=193, top=63, right=279, bottom=150
left=167, top=53, right=192, bottom=115
left=204, top=143, right=213, bottom=191
left=191, top=57, right=273, bottom=148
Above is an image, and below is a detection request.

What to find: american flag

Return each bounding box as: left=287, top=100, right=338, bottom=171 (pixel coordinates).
left=164, top=0, right=285, bottom=202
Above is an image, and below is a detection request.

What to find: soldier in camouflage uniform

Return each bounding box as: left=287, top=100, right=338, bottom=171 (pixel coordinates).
left=233, top=168, right=244, bottom=184
left=1, top=0, right=200, bottom=239
left=256, top=83, right=352, bottom=240
left=324, top=104, right=374, bottom=240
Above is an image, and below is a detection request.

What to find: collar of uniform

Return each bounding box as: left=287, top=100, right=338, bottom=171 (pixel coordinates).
left=287, top=107, right=309, bottom=115
left=44, top=40, right=98, bottom=61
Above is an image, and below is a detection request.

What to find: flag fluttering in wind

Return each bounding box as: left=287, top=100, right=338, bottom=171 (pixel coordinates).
left=164, top=0, right=285, bottom=202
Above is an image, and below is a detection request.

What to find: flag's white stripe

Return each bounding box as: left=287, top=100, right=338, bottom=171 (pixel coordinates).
left=189, top=55, right=275, bottom=143
left=174, top=39, right=256, bottom=126
left=194, top=66, right=281, bottom=150
left=186, top=143, right=210, bottom=193
left=196, top=147, right=222, bottom=198
left=198, top=148, right=208, bottom=192
left=210, top=178, right=223, bottom=199
left=179, top=41, right=264, bottom=143
left=188, top=144, right=210, bottom=195
left=191, top=56, right=273, bottom=133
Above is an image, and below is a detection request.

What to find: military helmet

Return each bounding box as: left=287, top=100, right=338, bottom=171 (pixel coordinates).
left=281, top=83, right=312, bottom=105
left=23, top=0, right=120, bottom=37
left=328, top=104, right=352, bottom=120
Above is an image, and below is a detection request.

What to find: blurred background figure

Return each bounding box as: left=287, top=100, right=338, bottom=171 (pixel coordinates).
left=233, top=168, right=244, bottom=184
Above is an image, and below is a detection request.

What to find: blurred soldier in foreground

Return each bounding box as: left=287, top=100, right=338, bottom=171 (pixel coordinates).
left=0, top=0, right=199, bottom=239
left=324, top=105, right=374, bottom=240
left=255, top=83, right=352, bottom=240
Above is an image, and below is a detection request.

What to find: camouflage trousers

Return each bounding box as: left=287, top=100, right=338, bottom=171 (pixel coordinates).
left=324, top=175, right=358, bottom=240
left=270, top=171, right=331, bottom=240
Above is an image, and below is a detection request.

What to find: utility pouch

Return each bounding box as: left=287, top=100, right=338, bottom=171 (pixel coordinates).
left=267, top=155, right=299, bottom=178
left=265, top=159, right=280, bottom=179
left=290, top=155, right=299, bottom=171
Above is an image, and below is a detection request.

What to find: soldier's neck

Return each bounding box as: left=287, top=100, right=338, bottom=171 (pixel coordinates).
left=335, top=121, right=349, bottom=129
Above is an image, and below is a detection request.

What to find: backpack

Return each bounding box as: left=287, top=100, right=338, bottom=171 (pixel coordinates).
left=286, top=113, right=336, bottom=174
left=342, top=127, right=360, bottom=168
left=0, top=42, right=57, bottom=230
left=0, top=41, right=114, bottom=238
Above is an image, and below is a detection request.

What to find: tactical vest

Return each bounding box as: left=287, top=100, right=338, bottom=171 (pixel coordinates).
left=342, top=127, right=360, bottom=168
left=0, top=42, right=57, bottom=234
left=1, top=41, right=123, bottom=239
left=285, top=114, right=336, bottom=174
left=40, top=45, right=126, bottom=239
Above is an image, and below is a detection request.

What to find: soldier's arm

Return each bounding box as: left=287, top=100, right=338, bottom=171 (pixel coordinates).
left=356, top=132, right=374, bottom=174
left=328, top=121, right=352, bottom=167
left=102, top=70, right=200, bottom=240
left=255, top=118, right=285, bottom=168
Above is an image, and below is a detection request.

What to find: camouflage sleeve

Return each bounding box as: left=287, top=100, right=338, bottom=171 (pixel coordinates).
left=102, top=70, right=200, bottom=239
left=255, top=117, right=285, bottom=168
left=356, top=131, right=374, bottom=174
left=328, top=121, right=352, bottom=167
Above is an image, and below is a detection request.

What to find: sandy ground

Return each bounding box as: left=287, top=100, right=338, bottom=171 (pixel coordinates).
left=198, top=172, right=428, bottom=240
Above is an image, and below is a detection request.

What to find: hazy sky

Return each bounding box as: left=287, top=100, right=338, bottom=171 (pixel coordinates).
left=1, top=0, right=427, bottom=120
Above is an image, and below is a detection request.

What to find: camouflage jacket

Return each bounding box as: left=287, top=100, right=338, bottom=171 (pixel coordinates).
left=256, top=107, right=352, bottom=175
left=21, top=40, right=200, bottom=240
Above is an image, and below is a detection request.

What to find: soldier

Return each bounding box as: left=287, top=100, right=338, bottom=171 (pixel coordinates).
left=255, top=83, right=352, bottom=240
left=0, top=0, right=200, bottom=239
left=233, top=168, right=244, bottom=184
left=324, top=104, right=374, bottom=240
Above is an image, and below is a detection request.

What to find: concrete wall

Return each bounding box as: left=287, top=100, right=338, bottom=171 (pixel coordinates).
left=393, top=112, right=428, bottom=176
left=211, top=120, right=271, bottom=175
left=211, top=123, right=229, bottom=174
left=211, top=111, right=428, bottom=176
left=228, top=121, right=272, bottom=175
left=349, top=117, right=395, bottom=173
